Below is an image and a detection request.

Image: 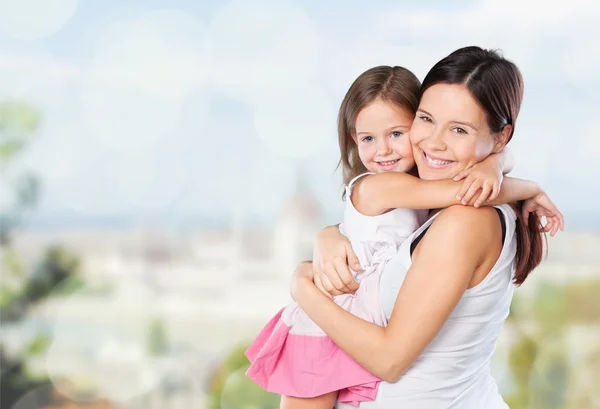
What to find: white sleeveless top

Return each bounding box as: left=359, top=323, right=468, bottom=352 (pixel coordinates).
left=284, top=173, right=427, bottom=333
left=337, top=203, right=518, bottom=409
left=339, top=172, right=428, bottom=251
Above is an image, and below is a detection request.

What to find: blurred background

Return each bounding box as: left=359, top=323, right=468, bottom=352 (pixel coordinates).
left=0, top=0, right=599, bottom=408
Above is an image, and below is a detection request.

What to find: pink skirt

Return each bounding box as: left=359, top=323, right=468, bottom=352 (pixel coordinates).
left=246, top=260, right=388, bottom=405
left=245, top=306, right=382, bottom=406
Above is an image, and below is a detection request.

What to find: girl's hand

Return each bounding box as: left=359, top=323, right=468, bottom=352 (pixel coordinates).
left=522, top=192, right=565, bottom=237
left=453, top=159, right=503, bottom=208
left=313, top=225, right=361, bottom=296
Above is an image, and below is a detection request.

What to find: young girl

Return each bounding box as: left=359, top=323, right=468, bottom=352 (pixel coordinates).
left=245, top=66, right=560, bottom=408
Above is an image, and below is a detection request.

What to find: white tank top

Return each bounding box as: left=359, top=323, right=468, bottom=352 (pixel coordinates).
left=340, top=172, right=428, bottom=251
left=337, top=204, right=518, bottom=409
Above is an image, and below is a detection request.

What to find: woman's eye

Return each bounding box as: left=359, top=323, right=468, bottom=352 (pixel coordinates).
left=419, top=115, right=432, bottom=123
left=391, top=131, right=403, bottom=138
left=362, top=136, right=373, bottom=143
left=452, top=127, right=467, bottom=134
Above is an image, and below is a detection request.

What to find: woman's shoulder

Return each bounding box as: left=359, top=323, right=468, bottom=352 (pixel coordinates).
left=426, top=205, right=505, bottom=250
left=434, top=205, right=500, bottom=225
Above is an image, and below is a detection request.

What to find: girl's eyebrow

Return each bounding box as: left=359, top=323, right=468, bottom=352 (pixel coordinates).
left=356, top=124, right=410, bottom=136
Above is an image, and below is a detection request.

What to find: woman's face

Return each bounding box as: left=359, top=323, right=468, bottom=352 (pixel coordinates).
left=410, top=83, right=504, bottom=181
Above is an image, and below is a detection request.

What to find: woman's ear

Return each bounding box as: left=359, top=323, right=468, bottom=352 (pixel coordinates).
left=492, top=125, right=512, bottom=153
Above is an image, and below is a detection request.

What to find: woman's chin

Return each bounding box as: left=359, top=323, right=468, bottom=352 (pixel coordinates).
left=417, top=166, right=454, bottom=181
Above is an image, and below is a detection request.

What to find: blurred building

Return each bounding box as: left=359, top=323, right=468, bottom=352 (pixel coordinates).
left=13, top=183, right=324, bottom=316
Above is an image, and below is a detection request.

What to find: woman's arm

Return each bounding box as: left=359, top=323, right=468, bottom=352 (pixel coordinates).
left=293, top=205, right=500, bottom=382
left=313, top=186, right=563, bottom=296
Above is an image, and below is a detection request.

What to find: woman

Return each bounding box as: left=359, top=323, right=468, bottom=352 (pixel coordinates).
left=290, top=46, right=561, bottom=408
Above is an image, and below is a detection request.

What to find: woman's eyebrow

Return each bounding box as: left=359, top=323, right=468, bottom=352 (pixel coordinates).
left=417, top=108, right=433, bottom=116
left=418, top=108, right=478, bottom=129
left=452, top=120, right=478, bottom=129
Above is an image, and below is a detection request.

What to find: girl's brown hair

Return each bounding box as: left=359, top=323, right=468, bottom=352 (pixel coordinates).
left=421, top=46, right=545, bottom=285
left=337, top=66, right=421, bottom=186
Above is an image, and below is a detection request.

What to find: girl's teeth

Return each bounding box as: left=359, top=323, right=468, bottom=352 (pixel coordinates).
left=380, top=160, right=398, bottom=166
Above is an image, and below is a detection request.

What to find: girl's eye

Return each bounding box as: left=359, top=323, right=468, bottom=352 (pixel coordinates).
left=452, top=127, right=467, bottom=134
left=391, top=131, right=403, bottom=138
left=419, top=115, right=432, bottom=123
left=362, top=136, right=373, bottom=143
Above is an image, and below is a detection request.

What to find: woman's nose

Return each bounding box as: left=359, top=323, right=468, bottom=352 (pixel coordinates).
left=426, top=127, right=446, bottom=150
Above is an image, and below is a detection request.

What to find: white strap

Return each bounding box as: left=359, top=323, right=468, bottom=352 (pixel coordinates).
left=346, top=172, right=375, bottom=191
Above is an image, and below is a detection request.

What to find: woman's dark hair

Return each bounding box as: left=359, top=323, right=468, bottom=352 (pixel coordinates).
left=421, top=46, right=544, bottom=285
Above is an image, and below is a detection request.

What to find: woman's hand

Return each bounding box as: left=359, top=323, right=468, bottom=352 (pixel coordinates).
left=453, top=157, right=504, bottom=208
left=290, top=261, right=314, bottom=302
left=313, top=225, right=361, bottom=296
left=522, top=191, right=565, bottom=236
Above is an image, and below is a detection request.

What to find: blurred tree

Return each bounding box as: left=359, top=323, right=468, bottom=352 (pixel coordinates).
left=147, top=317, right=170, bottom=357
left=504, top=278, right=600, bottom=408
left=206, top=342, right=280, bottom=409
left=564, top=279, right=600, bottom=324
left=1, top=246, right=83, bottom=323
left=0, top=100, right=41, bottom=245
left=1, top=245, right=83, bottom=408
left=505, top=335, right=538, bottom=409
left=0, top=100, right=85, bottom=409
left=531, top=282, right=568, bottom=334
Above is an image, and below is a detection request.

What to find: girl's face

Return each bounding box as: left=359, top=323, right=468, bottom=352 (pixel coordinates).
left=410, top=84, right=506, bottom=181
left=353, top=98, right=415, bottom=174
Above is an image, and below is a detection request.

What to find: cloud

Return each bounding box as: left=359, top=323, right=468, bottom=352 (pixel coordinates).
left=0, top=50, right=80, bottom=103
left=4, top=0, right=598, bottom=225
left=0, top=0, right=78, bottom=40
left=85, top=9, right=209, bottom=100
left=253, top=85, right=338, bottom=159
left=79, top=9, right=210, bottom=151
left=363, top=0, right=599, bottom=83
left=207, top=0, right=320, bottom=104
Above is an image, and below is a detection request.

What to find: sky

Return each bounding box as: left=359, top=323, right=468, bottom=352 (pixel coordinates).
left=0, top=0, right=599, bottom=231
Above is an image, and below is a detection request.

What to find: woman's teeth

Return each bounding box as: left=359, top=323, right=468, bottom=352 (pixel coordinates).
left=424, top=153, right=452, bottom=166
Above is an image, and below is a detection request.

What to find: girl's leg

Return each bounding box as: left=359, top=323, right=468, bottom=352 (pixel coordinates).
left=279, top=392, right=338, bottom=409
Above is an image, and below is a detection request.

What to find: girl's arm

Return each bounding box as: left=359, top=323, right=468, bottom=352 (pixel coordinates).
left=354, top=172, right=539, bottom=216
left=460, top=146, right=513, bottom=177
left=500, top=146, right=514, bottom=174
left=355, top=146, right=517, bottom=216
left=293, top=205, right=500, bottom=381
left=453, top=146, right=513, bottom=204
